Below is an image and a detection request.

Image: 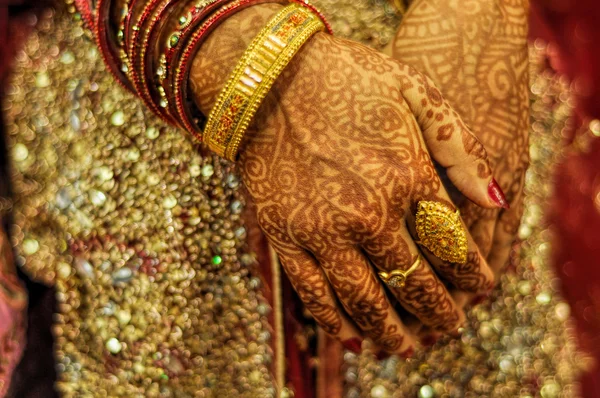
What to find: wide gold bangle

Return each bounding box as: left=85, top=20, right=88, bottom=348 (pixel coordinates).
left=203, top=3, right=325, bottom=160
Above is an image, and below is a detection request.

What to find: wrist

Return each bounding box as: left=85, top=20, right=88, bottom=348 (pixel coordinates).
left=189, top=3, right=285, bottom=116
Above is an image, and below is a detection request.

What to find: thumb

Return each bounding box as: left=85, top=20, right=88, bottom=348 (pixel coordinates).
left=398, top=65, right=509, bottom=209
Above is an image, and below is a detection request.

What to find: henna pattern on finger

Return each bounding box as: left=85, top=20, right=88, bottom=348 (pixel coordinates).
left=364, top=230, right=465, bottom=332
left=397, top=265, right=462, bottom=333
left=433, top=250, right=491, bottom=292
left=393, top=0, right=530, bottom=270
left=277, top=251, right=343, bottom=335
left=317, top=249, right=405, bottom=352
left=400, top=64, right=494, bottom=182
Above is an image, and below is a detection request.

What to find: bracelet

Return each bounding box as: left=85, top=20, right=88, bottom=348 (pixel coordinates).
left=203, top=3, right=325, bottom=160
left=171, top=0, right=285, bottom=139
left=116, top=0, right=133, bottom=77
left=289, top=0, right=332, bottom=34
left=155, top=0, right=229, bottom=118
left=128, top=0, right=179, bottom=123
left=95, top=0, right=136, bottom=93
left=171, top=0, right=331, bottom=139
left=90, top=0, right=331, bottom=140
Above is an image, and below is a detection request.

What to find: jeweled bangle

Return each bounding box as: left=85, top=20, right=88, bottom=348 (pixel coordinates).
left=116, top=0, right=133, bottom=77
left=122, top=0, right=146, bottom=59
left=203, top=3, right=325, bottom=160
left=95, top=0, right=136, bottom=93
left=153, top=0, right=229, bottom=118
left=171, top=0, right=286, bottom=139
left=127, top=0, right=178, bottom=123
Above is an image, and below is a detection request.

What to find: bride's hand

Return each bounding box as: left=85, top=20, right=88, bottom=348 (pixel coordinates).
left=391, top=0, right=530, bottom=288
left=190, top=5, right=506, bottom=355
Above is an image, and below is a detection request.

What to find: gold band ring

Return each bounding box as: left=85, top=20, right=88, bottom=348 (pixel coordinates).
left=415, top=200, right=468, bottom=264
left=378, top=255, right=422, bottom=288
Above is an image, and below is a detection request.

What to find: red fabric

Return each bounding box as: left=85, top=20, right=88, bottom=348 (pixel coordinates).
left=529, top=1, right=600, bottom=123
left=530, top=2, right=600, bottom=397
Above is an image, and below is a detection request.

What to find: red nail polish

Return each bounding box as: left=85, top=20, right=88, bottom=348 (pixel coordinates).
left=376, top=350, right=391, bottom=361
left=488, top=179, right=510, bottom=209
left=342, top=338, right=363, bottom=354
left=400, top=347, right=414, bottom=359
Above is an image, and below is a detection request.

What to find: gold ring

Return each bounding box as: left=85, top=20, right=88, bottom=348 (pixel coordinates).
left=378, top=255, right=421, bottom=288
left=415, top=200, right=468, bottom=264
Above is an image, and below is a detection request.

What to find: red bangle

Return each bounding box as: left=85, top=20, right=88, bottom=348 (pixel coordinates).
left=148, top=0, right=230, bottom=123
left=127, top=0, right=169, bottom=118
left=93, top=0, right=332, bottom=133
left=95, top=0, right=136, bottom=93
left=73, top=0, right=96, bottom=32
left=157, top=0, right=231, bottom=120
left=123, top=0, right=143, bottom=50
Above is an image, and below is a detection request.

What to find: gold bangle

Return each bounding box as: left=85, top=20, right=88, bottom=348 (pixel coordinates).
left=203, top=3, right=325, bottom=160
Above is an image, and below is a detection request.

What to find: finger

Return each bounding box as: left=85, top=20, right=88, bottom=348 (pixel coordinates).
left=362, top=226, right=466, bottom=335
left=398, top=64, right=509, bottom=210
left=430, top=202, right=502, bottom=310
left=459, top=201, right=498, bottom=258
left=274, top=245, right=364, bottom=351
left=406, top=198, right=496, bottom=294
left=315, top=247, right=416, bottom=355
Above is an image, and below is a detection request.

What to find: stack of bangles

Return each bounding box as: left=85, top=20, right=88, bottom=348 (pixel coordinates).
left=73, top=0, right=332, bottom=160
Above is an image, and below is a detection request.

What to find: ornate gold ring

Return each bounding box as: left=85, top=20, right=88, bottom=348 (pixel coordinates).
left=378, top=255, right=421, bottom=288
left=415, top=200, right=468, bottom=264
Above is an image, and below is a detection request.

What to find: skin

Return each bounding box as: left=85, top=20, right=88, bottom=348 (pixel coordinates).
left=189, top=4, right=508, bottom=354
left=392, top=0, right=530, bottom=283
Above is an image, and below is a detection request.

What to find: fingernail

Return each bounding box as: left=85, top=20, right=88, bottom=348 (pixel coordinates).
left=488, top=179, right=510, bottom=209
left=400, top=347, right=414, bottom=359
left=342, top=338, right=363, bottom=354
left=421, top=335, right=438, bottom=347
left=376, top=350, right=391, bottom=361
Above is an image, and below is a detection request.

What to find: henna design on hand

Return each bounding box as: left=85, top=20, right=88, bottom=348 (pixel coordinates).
left=393, top=0, right=530, bottom=279
left=187, top=5, right=503, bottom=353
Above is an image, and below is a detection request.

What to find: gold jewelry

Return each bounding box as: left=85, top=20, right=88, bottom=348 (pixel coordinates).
left=415, top=201, right=468, bottom=264
left=378, top=255, right=422, bottom=288
left=203, top=3, right=325, bottom=160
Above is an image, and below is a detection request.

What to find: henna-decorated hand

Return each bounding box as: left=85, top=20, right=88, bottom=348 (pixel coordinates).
left=392, top=0, right=530, bottom=293
left=190, top=5, right=508, bottom=355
